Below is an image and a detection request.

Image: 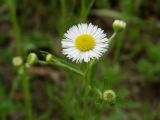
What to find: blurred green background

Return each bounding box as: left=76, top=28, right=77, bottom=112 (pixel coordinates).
left=0, top=0, right=160, bottom=120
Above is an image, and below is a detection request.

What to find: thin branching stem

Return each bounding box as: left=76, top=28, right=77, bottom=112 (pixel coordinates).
left=22, top=73, right=32, bottom=120
left=108, top=31, right=117, bottom=43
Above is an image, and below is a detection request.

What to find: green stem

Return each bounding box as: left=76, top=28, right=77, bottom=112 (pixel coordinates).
left=80, top=0, right=85, bottom=21
left=113, top=33, right=124, bottom=64
left=85, top=63, right=90, bottom=84
left=6, top=0, right=22, bottom=55
left=60, top=0, right=66, bottom=36
left=39, top=51, right=85, bottom=76
left=82, top=60, right=97, bottom=119
left=93, top=88, right=102, bottom=100
left=80, top=0, right=95, bottom=22
left=108, top=31, right=117, bottom=43
left=10, top=74, right=21, bottom=97
left=82, top=63, right=89, bottom=119
left=83, top=60, right=97, bottom=90
left=37, top=60, right=48, bottom=65
left=50, top=59, right=84, bottom=76
left=60, top=0, right=66, bottom=17
left=22, top=73, right=32, bottom=120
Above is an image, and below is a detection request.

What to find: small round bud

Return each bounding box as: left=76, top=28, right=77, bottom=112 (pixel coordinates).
left=103, top=90, right=116, bottom=104
left=46, top=54, right=53, bottom=62
left=27, top=53, right=38, bottom=65
left=25, top=63, right=31, bottom=68
left=12, top=56, right=23, bottom=67
left=113, top=20, right=126, bottom=32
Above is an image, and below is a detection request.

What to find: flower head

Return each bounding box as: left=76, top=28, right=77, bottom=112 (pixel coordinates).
left=61, top=23, right=108, bottom=63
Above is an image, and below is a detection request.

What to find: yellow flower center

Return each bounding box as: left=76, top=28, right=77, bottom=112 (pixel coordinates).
left=75, top=34, right=95, bottom=51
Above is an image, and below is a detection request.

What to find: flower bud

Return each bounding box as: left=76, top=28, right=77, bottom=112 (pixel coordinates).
left=27, top=53, right=38, bottom=65
left=103, top=90, right=116, bottom=104
left=25, top=63, right=31, bottom=68
left=12, top=56, right=23, bottom=67
left=113, top=20, right=126, bottom=32
left=46, top=54, right=53, bottom=62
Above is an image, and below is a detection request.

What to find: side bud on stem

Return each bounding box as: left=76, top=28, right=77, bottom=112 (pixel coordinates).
left=108, top=20, right=126, bottom=43
left=103, top=90, right=116, bottom=105
left=12, top=56, right=23, bottom=67
left=46, top=53, right=53, bottom=62
left=27, top=53, right=38, bottom=65
left=113, top=19, right=126, bottom=32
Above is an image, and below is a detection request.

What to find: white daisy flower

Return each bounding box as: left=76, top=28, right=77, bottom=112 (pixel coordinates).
left=61, top=23, right=109, bottom=63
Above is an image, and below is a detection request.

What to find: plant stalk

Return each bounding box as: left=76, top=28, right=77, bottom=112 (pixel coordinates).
left=22, top=73, right=32, bottom=120
left=6, top=0, right=22, bottom=55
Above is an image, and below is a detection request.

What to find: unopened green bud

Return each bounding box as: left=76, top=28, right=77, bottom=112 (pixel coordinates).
left=12, top=56, right=23, bottom=67
left=27, top=53, right=38, bottom=65
left=46, top=54, right=53, bottom=62
left=113, top=20, right=126, bottom=32
left=103, top=90, right=116, bottom=104
left=25, top=63, right=31, bottom=68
